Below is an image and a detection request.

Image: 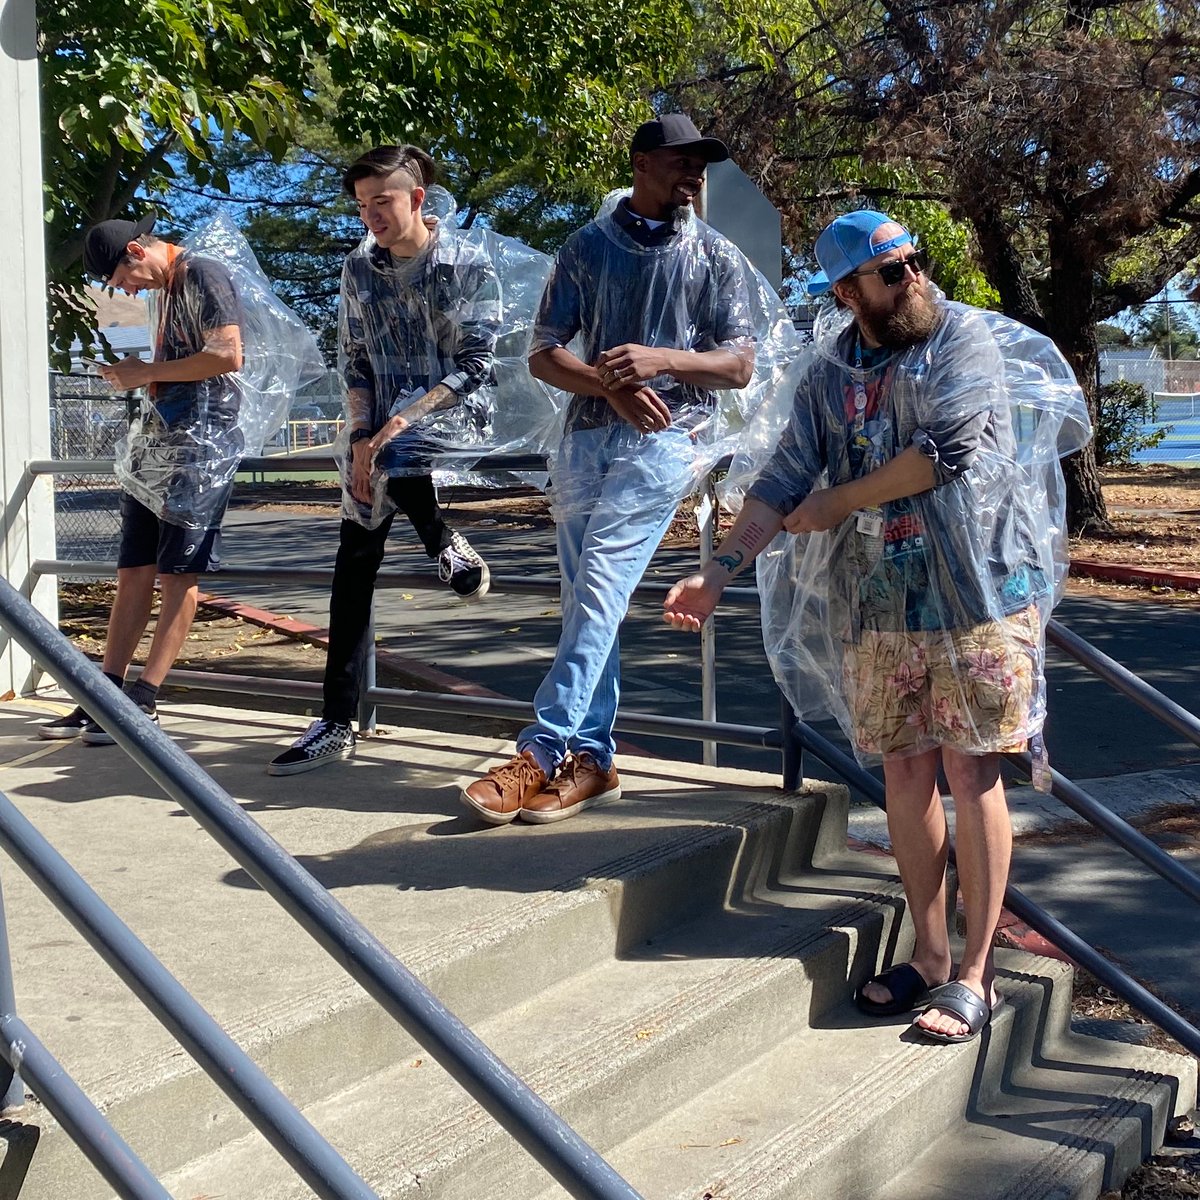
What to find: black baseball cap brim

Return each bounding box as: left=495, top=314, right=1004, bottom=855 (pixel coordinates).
left=82, top=214, right=156, bottom=282
left=630, top=114, right=729, bottom=163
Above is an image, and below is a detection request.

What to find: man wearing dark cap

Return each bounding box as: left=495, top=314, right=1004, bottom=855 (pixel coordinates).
left=39, top=215, right=244, bottom=742
left=664, top=209, right=1090, bottom=1045
left=462, top=113, right=756, bottom=824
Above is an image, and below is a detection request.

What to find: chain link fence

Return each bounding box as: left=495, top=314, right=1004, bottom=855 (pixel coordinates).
left=1099, top=354, right=1200, bottom=464
left=49, top=373, right=132, bottom=567
left=48, top=370, right=347, bottom=569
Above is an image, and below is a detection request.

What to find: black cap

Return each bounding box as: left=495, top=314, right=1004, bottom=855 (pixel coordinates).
left=630, top=114, right=729, bottom=163
left=82, top=214, right=157, bottom=281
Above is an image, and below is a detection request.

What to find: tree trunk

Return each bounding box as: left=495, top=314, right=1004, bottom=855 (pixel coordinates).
left=1046, top=228, right=1111, bottom=536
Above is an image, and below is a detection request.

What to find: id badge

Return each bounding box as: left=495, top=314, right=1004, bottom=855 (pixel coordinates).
left=855, top=508, right=883, bottom=537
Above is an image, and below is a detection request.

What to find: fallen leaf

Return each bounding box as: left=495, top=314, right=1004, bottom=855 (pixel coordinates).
left=401, top=593, right=415, bottom=600
left=634, top=1026, right=661, bottom=1040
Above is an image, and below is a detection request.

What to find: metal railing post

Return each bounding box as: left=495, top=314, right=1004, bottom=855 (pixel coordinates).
left=697, top=475, right=718, bottom=767
left=0, top=872, right=26, bottom=1113
left=358, top=602, right=377, bottom=734
left=779, top=692, right=804, bottom=792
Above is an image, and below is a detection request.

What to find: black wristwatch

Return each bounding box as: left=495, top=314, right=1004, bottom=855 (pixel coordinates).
left=348, top=427, right=372, bottom=445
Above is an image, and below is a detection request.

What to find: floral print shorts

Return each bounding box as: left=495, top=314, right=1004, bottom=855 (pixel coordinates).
left=843, top=605, right=1041, bottom=757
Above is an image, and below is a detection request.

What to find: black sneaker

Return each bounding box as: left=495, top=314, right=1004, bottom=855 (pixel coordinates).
left=81, top=703, right=160, bottom=746
left=438, top=531, right=490, bottom=601
left=267, top=719, right=356, bottom=776
left=38, top=706, right=96, bottom=740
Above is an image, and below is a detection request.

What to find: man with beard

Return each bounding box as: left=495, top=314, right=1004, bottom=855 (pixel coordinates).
left=662, top=210, right=1086, bottom=1044
left=461, top=113, right=755, bottom=824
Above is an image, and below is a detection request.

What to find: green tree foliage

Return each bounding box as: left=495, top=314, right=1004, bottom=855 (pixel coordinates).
left=667, top=0, right=1200, bottom=533
left=1096, top=323, right=1132, bottom=348
left=1133, top=306, right=1200, bottom=361
left=38, top=0, right=697, bottom=360
left=1093, top=381, right=1169, bottom=467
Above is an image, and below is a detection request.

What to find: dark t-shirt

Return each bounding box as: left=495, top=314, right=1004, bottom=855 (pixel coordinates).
left=149, top=253, right=244, bottom=434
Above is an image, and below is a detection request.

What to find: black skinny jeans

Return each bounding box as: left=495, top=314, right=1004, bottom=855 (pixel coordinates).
left=322, top=474, right=452, bottom=724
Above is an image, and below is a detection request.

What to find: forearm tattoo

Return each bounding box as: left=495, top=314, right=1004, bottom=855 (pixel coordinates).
left=714, top=519, right=768, bottom=576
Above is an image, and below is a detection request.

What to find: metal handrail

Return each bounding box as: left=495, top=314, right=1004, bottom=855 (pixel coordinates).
left=26, top=452, right=552, bottom=476
left=792, top=719, right=1200, bottom=1059
left=0, top=1013, right=170, bottom=1200
left=1006, top=749, right=1200, bottom=907
left=31, top=559, right=762, bottom=607
left=0, top=575, right=643, bottom=1200
left=108, top=662, right=786, bottom=750
left=0, top=791, right=377, bottom=1200
left=1048, top=617, right=1200, bottom=750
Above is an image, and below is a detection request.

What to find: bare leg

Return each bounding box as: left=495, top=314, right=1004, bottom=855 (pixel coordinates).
left=101, top=565, right=158, bottom=679
left=861, top=748, right=953, bottom=1006
left=140, top=573, right=199, bottom=687
left=914, top=749, right=1009, bottom=1037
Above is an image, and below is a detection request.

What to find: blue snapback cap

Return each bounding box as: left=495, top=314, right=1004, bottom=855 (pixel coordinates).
left=807, top=210, right=913, bottom=297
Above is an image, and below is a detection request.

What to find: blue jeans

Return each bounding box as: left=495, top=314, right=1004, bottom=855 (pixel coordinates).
left=518, top=423, right=694, bottom=774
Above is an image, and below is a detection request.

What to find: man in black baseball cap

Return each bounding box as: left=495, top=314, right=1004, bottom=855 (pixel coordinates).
left=629, top=113, right=729, bottom=163
left=82, top=214, right=157, bottom=284
left=461, top=112, right=754, bottom=825
left=38, top=210, right=244, bottom=745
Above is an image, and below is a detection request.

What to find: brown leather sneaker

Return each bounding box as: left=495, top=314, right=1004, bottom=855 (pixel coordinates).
left=462, top=750, right=548, bottom=825
left=521, top=753, right=621, bottom=824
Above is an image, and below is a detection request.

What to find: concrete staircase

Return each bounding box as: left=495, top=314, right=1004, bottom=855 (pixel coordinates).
left=0, top=705, right=1193, bottom=1200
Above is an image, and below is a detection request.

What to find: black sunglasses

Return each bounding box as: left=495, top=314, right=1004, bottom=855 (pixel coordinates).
left=852, top=250, right=928, bottom=287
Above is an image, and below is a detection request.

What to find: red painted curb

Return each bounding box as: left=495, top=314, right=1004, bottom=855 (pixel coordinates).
left=196, top=591, right=508, bottom=701
left=194, top=591, right=656, bottom=758
left=1071, top=558, right=1200, bottom=593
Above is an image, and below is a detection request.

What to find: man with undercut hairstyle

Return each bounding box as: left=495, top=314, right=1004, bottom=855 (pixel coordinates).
left=268, top=143, right=498, bottom=776
left=664, top=209, right=1089, bottom=1046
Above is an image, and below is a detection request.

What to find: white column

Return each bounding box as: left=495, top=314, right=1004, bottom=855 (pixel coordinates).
left=0, top=0, right=58, bottom=694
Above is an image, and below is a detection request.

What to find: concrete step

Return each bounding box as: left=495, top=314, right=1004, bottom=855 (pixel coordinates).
left=874, top=995, right=1194, bottom=1199
left=158, top=824, right=909, bottom=1199
left=3, top=727, right=845, bottom=1199
left=4, top=702, right=1192, bottom=1200
left=527, top=956, right=1193, bottom=1200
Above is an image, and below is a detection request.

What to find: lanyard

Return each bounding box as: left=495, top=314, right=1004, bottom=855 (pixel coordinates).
left=851, top=337, right=870, bottom=438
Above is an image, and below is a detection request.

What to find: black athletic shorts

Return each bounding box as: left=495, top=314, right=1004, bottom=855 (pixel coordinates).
left=116, top=489, right=232, bottom=574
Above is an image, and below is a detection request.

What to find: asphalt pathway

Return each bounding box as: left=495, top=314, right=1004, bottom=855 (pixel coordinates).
left=208, top=506, right=1200, bottom=786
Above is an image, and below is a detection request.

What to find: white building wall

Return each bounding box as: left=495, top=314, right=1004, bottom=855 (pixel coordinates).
left=0, top=0, right=58, bottom=693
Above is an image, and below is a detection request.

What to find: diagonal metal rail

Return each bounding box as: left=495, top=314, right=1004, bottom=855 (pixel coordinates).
left=0, top=788, right=377, bottom=1200
left=0, top=576, right=643, bottom=1200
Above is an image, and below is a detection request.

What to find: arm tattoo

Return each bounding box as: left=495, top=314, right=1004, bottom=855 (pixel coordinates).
left=715, top=549, right=744, bottom=573
left=736, top=520, right=767, bottom=552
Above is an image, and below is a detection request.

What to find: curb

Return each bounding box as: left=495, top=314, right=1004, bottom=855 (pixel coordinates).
left=194, top=592, right=511, bottom=702
left=1071, top=559, right=1200, bottom=593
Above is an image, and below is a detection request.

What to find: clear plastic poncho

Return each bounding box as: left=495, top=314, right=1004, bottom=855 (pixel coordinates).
left=115, top=212, right=325, bottom=528
left=335, top=186, right=561, bottom=528
left=732, top=289, right=1091, bottom=763
left=532, top=189, right=808, bottom=523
